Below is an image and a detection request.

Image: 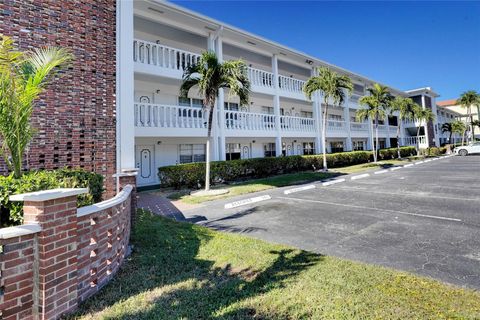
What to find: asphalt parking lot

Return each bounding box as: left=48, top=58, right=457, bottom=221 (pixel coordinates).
left=182, top=155, right=480, bottom=289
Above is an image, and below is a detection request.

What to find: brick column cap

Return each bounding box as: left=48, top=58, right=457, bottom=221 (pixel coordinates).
left=9, top=188, right=88, bottom=202
left=0, top=224, right=41, bottom=239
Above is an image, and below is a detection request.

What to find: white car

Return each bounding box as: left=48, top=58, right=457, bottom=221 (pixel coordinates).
left=454, top=142, right=480, bottom=156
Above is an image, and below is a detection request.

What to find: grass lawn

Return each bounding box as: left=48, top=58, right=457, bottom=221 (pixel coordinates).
left=71, top=210, right=480, bottom=320
left=330, top=158, right=411, bottom=174
left=167, top=171, right=335, bottom=204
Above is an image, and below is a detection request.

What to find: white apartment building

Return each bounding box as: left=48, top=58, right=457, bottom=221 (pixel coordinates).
left=115, top=1, right=455, bottom=187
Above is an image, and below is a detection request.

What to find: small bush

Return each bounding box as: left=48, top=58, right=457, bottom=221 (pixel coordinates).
left=0, top=168, right=104, bottom=227
left=158, top=147, right=415, bottom=189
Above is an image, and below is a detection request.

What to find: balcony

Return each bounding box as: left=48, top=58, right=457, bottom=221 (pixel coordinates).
left=134, top=103, right=316, bottom=137
left=134, top=103, right=209, bottom=137
left=350, top=122, right=369, bottom=132
left=403, top=135, right=427, bottom=147
left=134, top=39, right=307, bottom=100
left=133, top=39, right=201, bottom=79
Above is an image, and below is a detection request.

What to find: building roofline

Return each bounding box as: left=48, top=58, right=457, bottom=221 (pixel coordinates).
left=405, top=87, right=440, bottom=97
left=148, top=0, right=408, bottom=96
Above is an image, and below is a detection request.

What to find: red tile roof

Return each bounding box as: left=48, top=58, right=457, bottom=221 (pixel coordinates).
left=437, top=99, right=457, bottom=107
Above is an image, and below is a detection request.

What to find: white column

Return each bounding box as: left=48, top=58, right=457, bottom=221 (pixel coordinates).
left=272, top=54, right=282, bottom=156
left=215, top=36, right=226, bottom=160
left=311, top=68, right=322, bottom=154
left=116, top=0, right=135, bottom=174
left=343, top=95, right=352, bottom=151
left=421, top=95, right=429, bottom=148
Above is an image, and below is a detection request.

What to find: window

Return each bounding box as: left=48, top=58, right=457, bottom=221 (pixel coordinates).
left=262, top=106, right=274, bottom=114
left=352, top=140, right=364, bottom=151
left=330, top=141, right=344, bottom=153
left=301, top=111, right=313, bottom=118
left=178, top=97, right=204, bottom=118
left=303, top=142, right=315, bottom=155
left=378, top=140, right=386, bottom=150
left=328, top=114, right=343, bottom=121
left=226, top=143, right=241, bottom=161
left=225, top=102, right=239, bottom=111
left=179, top=144, right=205, bottom=164
left=388, top=116, right=398, bottom=126
left=353, top=83, right=364, bottom=95
left=264, top=143, right=276, bottom=157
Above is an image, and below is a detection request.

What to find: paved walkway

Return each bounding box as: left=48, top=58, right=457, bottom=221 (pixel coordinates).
left=137, top=192, right=186, bottom=221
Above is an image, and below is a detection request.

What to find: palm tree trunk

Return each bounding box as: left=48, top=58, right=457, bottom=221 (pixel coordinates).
left=416, top=126, right=421, bottom=155
left=322, top=100, right=329, bottom=171
left=470, top=113, right=475, bottom=143
left=205, top=105, right=215, bottom=191
left=396, top=122, right=401, bottom=159
left=461, top=130, right=465, bottom=146
left=370, top=118, right=376, bottom=162
left=374, top=113, right=379, bottom=162
left=449, top=131, right=452, bottom=144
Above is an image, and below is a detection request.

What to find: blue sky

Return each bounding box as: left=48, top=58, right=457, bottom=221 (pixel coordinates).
left=172, top=1, right=480, bottom=100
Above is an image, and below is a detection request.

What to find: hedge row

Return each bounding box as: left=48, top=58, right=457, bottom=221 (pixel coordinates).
left=0, top=168, right=104, bottom=227
left=158, top=147, right=417, bottom=189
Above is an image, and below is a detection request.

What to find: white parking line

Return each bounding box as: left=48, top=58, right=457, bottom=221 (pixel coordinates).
left=424, top=159, right=432, bottom=163
left=390, top=167, right=402, bottom=171
left=414, top=161, right=424, bottom=165
left=321, top=178, right=345, bottom=186
left=284, top=184, right=315, bottom=195
left=403, top=164, right=414, bottom=167
left=225, top=195, right=271, bottom=209
left=351, top=173, right=370, bottom=180
left=277, top=196, right=462, bottom=222
left=374, top=170, right=389, bottom=174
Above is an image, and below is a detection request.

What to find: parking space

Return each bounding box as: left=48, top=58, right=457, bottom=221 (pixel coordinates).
left=183, top=156, right=480, bottom=289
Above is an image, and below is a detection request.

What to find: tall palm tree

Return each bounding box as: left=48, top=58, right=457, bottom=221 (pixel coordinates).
left=457, top=90, right=480, bottom=143
left=303, top=67, right=352, bottom=171
left=451, top=120, right=467, bottom=146
left=0, top=35, right=73, bottom=178
left=390, top=96, right=417, bottom=158
left=412, top=106, right=435, bottom=155
left=441, top=122, right=453, bottom=144
left=180, top=51, right=250, bottom=191
left=357, top=84, right=393, bottom=162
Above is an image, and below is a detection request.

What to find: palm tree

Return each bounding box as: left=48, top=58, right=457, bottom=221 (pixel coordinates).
left=412, top=106, right=435, bottom=155
left=451, top=120, right=467, bottom=146
left=441, top=122, right=453, bottom=144
left=303, top=67, right=352, bottom=171
left=390, top=96, right=417, bottom=158
left=357, top=84, right=393, bottom=162
left=457, top=90, right=480, bottom=143
left=0, top=35, right=73, bottom=178
left=180, top=51, right=250, bottom=191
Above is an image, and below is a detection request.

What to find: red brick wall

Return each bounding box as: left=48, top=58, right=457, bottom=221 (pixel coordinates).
left=0, top=234, right=36, bottom=320
left=0, top=185, right=133, bottom=320
left=0, top=0, right=117, bottom=197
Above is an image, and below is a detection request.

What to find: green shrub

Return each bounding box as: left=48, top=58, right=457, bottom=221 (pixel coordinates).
left=0, top=168, right=104, bottom=227
left=377, top=147, right=416, bottom=160
left=158, top=148, right=414, bottom=189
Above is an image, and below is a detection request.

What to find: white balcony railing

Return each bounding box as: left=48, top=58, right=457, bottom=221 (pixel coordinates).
left=327, top=120, right=345, bottom=130
left=133, top=39, right=201, bottom=73
left=247, top=67, right=274, bottom=89
left=403, top=136, right=426, bottom=146
left=225, top=110, right=276, bottom=131
left=350, top=122, right=368, bottom=131
left=134, top=103, right=208, bottom=129
left=278, top=75, right=305, bottom=94
left=377, top=124, right=387, bottom=131
left=280, top=116, right=315, bottom=132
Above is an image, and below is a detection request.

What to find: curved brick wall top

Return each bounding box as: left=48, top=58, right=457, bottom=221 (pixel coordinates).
left=0, top=0, right=117, bottom=197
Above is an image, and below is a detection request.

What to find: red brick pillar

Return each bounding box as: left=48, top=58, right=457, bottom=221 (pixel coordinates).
left=11, top=188, right=88, bottom=320
left=116, top=170, right=137, bottom=226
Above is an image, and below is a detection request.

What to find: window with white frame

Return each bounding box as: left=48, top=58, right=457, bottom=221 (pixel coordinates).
left=353, top=83, right=364, bottom=95
left=262, top=106, right=274, bottom=114
left=226, top=143, right=241, bottom=161
left=330, top=141, right=344, bottom=153
left=179, top=144, right=206, bottom=164
left=224, top=102, right=239, bottom=111
left=301, top=111, right=313, bottom=118
left=352, top=140, right=365, bottom=151
left=328, top=114, right=343, bottom=121
left=264, top=143, right=276, bottom=157
left=178, top=97, right=204, bottom=118
left=303, top=142, right=315, bottom=155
